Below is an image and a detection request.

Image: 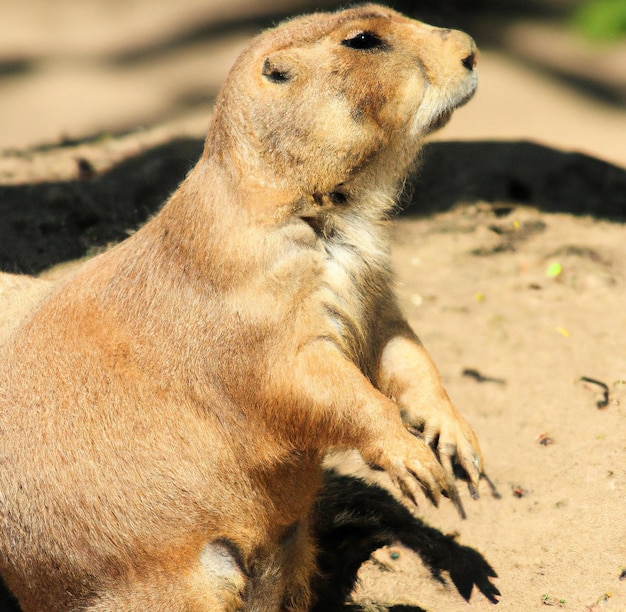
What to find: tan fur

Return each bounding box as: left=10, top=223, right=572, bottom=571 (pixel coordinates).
left=0, top=5, right=482, bottom=611
left=0, top=273, right=54, bottom=345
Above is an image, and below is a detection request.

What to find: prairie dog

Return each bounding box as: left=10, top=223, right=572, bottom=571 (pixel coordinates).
left=0, top=5, right=482, bottom=610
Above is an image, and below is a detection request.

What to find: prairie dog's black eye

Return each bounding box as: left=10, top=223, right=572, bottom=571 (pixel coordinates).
left=342, top=31, right=389, bottom=51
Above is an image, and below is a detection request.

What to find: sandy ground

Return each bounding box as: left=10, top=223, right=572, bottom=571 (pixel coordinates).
left=1, top=1, right=625, bottom=610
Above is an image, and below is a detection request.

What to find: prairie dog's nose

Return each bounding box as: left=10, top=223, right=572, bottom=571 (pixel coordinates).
left=434, top=27, right=478, bottom=70
left=462, top=51, right=477, bottom=70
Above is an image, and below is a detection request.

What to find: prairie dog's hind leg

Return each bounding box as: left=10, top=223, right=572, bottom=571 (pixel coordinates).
left=245, top=518, right=317, bottom=612
left=85, top=542, right=246, bottom=612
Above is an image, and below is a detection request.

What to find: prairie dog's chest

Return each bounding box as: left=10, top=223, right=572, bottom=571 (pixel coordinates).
left=270, top=216, right=381, bottom=298
left=302, top=218, right=389, bottom=367
left=265, top=215, right=389, bottom=345
left=318, top=240, right=376, bottom=326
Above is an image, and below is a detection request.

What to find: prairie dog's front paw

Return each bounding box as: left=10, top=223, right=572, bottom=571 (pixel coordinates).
left=361, top=430, right=449, bottom=510
left=406, top=399, right=482, bottom=474
left=401, top=397, right=483, bottom=518
left=378, top=335, right=483, bottom=498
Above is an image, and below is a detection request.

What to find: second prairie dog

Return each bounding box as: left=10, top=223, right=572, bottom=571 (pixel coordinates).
left=0, top=4, right=482, bottom=611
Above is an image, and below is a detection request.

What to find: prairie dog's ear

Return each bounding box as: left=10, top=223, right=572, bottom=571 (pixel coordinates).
left=261, top=55, right=293, bottom=83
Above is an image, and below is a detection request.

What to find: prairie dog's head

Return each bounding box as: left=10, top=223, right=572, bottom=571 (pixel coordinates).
left=208, top=4, right=477, bottom=200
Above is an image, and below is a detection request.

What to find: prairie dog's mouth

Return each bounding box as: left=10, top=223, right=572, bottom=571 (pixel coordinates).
left=425, top=83, right=477, bottom=134
left=456, top=83, right=478, bottom=109
left=425, top=109, right=453, bottom=133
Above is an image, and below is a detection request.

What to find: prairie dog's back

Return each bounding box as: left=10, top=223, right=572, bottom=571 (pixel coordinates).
left=0, top=273, right=53, bottom=346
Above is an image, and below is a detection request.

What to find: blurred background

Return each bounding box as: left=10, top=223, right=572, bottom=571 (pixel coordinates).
left=1, top=0, right=625, bottom=167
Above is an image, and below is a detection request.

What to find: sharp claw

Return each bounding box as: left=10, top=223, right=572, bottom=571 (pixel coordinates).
left=394, top=473, right=419, bottom=508
left=456, top=446, right=482, bottom=490
left=480, top=471, right=502, bottom=499
left=468, top=481, right=480, bottom=500
left=404, top=488, right=419, bottom=507
left=410, top=467, right=440, bottom=508
left=449, top=483, right=467, bottom=519
left=441, top=453, right=466, bottom=519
